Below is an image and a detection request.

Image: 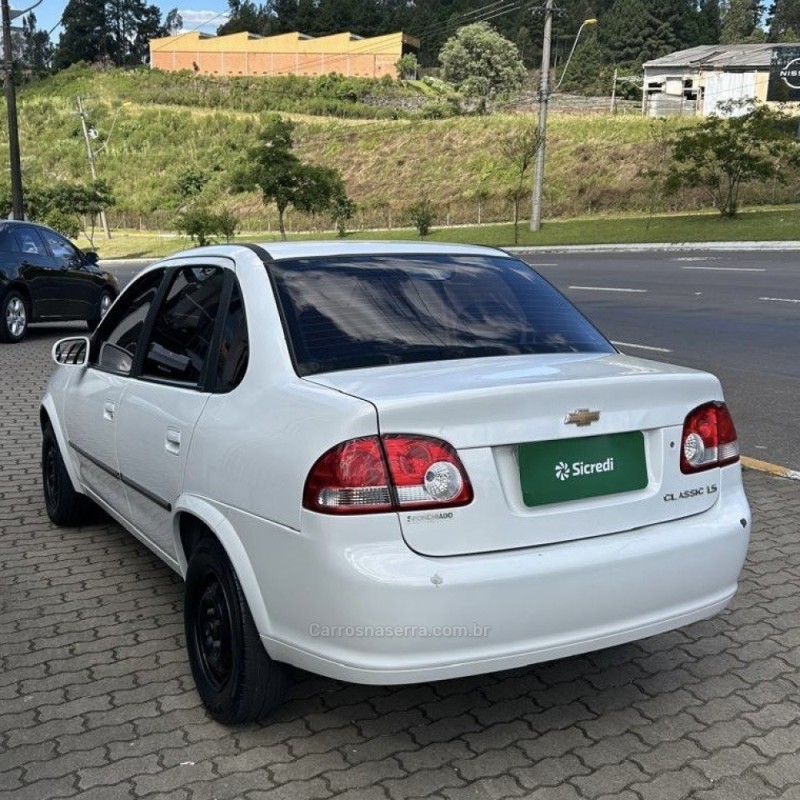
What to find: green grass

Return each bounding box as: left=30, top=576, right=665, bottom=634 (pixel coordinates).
left=88, top=206, right=800, bottom=260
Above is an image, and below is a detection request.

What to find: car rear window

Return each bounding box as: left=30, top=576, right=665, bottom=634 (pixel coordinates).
left=270, top=254, right=614, bottom=376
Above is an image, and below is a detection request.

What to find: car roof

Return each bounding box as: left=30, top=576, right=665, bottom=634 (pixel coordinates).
left=158, top=241, right=513, bottom=264
left=255, top=241, right=512, bottom=261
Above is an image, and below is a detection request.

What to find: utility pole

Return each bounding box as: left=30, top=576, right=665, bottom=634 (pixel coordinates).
left=1, top=0, right=24, bottom=219
left=530, top=0, right=553, bottom=232
left=76, top=96, right=111, bottom=239
left=611, top=67, right=618, bottom=114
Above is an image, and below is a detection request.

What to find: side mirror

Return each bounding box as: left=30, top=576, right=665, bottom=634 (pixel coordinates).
left=52, top=336, right=90, bottom=367
left=84, top=251, right=99, bottom=266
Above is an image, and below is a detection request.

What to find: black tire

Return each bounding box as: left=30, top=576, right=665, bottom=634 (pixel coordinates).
left=87, top=289, right=114, bottom=332
left=0, top=290, right=29, bottom=343
left=42, top=424, right=93, bottom=526
left=184, top=536, right=288, bottom=724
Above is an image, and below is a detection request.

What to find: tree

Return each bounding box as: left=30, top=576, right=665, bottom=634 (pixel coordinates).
left=664, top=100, right=800, bottom=217
left=600, top=0, right=672, bottom=68
left=54, top=0, right=106, bottom=70
left=407, top=197, right=435, bottom=238
left=498, top=123, right=541, bottom=245
left=177, top=207, right=222, bottom=246
left=396, top=53, right=418, bottom=80
left=720, top=0, right=766, bottom=43
left=233, top=116, right=348, bottom=240
left=439, top=22, right=526, bottom=102
left=331, top=193, right=356, bottom=237
left=54, top=0, right=163, bottom=70
left=767, top=0, right=800, bottom=41
left=218, top=1, right=270, bottom=36
left=21, top=13, right=53, bottom=75
left=106, top=0, right=163, bottom=66
left=164, top=7, right=183, bottom=35
left=21, top=181, right=115, bottom=244
left=697, top=0, right=722, bottom=44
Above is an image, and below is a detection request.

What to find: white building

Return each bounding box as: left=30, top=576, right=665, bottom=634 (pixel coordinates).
left=642, top=44, right=800, bottom=117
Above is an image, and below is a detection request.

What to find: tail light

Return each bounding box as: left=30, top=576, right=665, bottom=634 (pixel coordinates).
left=303, top=435, right=473, bottom=515
left=680, top=402, right=740, bottom=474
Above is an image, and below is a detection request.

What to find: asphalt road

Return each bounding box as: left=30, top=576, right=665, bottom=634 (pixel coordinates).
left=521, top=249, right=799, bottom=471
left=106, top=249, right=799, bottom=470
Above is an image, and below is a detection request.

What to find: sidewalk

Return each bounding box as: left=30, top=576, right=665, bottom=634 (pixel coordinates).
left=1, top=330, right=799, bottom=800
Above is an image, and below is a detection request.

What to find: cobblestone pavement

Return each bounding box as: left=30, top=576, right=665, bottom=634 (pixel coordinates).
left=2, top=325, right=800, bottom=800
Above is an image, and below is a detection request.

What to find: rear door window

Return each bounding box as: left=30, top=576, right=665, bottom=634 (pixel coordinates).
left=270, top=254, right=614, bottom=376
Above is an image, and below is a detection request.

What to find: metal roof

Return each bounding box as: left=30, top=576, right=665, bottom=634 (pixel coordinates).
left=643, top=43, right=799, bottom=70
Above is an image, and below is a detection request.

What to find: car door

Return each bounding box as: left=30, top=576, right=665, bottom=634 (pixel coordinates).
left=11, top=226, right=58, bottom=318
left=62, top=268, right=167, bottom=517
left=38, top=227, right=96, bottom=320
left=114, top=262, right=229, bottom=558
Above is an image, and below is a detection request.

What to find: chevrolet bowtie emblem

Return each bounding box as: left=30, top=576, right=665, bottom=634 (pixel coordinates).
left=565, top=409, right=600, bottom=426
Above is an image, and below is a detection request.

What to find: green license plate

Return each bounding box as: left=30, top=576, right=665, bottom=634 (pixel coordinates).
left=518, top=431, right=648, bottom=507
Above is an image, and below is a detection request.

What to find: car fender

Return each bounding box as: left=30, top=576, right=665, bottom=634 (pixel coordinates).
left=40, top=392, right=82, bottom=493
left=173, top=494, right=273, bottom=636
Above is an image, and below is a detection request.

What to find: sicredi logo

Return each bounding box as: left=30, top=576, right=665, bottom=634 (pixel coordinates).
left=554, top=457, right=615, bottom=481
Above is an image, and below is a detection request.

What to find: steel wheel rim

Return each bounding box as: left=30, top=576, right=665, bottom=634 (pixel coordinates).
left=195, top=574, right=234, bottom=690
left=6, top=297, right=26, bottom=338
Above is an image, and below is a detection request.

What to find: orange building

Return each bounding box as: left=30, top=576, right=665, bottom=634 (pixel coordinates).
left=149, top=30, right=419, bottom=79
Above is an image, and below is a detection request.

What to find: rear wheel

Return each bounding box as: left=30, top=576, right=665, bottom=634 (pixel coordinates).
left=1, top=291, right=28, bottom=343
left=42, top=424, right=93, bottom=526
left=185, top=536, right=288, bottom=724
left=87, top=289, right=114, bottom=332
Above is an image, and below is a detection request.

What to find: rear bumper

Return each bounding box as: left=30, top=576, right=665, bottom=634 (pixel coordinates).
left=237, top=468, right=751, bottom=684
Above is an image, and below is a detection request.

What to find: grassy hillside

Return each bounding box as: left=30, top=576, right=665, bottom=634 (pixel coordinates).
left=4, top=66, right=799, bottom=234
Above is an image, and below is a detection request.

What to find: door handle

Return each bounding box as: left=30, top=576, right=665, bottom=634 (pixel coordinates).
left=165, top=428, right=181, bottom=455
left=103, top=401, right=115, bottom=421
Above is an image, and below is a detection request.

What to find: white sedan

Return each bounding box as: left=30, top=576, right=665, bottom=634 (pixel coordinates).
left=41, top=242, right=751, bottom=724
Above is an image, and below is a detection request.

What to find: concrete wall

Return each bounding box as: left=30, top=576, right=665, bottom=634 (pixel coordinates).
left=149, top=31, right=414, bottom=79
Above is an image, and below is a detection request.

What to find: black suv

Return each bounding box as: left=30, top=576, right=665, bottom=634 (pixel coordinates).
left=0, top=220, right=119, bottom=343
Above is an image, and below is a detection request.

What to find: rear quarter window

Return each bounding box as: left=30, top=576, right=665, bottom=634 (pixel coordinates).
left=0, top=228, right=18, bottom=252
left=270, top=254, right=614, bottom=376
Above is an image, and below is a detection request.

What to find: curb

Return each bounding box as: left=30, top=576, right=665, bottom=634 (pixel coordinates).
left=507, top=240, right=800, bottom=254
left=741, top=456, right=800, bottom=481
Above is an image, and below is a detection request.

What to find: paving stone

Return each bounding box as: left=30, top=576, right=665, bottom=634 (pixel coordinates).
left=249, top=777, right=331, bottom=800
left=324, top=758, right=406, bottom=793
left=692, top=773, right=775, bottom=800
left=572, top=732, right=651, bottom=769
left=461, top=720, right=534, bottom=754
left=344, top=732, right=419, bottom=765
left=452, top=746, right=529, bottom=781
left=441, top=776, right=529, bottom=800
left=512, top=753, right=591, bottom=788
left=692, top=743, right=769, bottom=781
left=3, top=337, right=800, bottom=800
left=77, top=754, right=162, bottom=790
left=270, top=749, right=350, bottom=783
left=630, top=768, right=712, bottom=800
left=382, top=765, right=465, bottom=799
left=571, top=761, right=651, bottom=797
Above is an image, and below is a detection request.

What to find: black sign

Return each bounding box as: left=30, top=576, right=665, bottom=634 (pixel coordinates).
left=768, top=46, right=800, bottom=102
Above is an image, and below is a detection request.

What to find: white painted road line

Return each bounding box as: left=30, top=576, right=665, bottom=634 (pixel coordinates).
left=681, top=266, right=766, bottom=272
left=672, top=257, right=720, bottom=262
left=760, top=297, right=800, bottom=304
left=612, top=341, right=673, bottom=353
left=568, top=286, right=648, bottom=293
left=528, top=263, right=559, bottom=267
